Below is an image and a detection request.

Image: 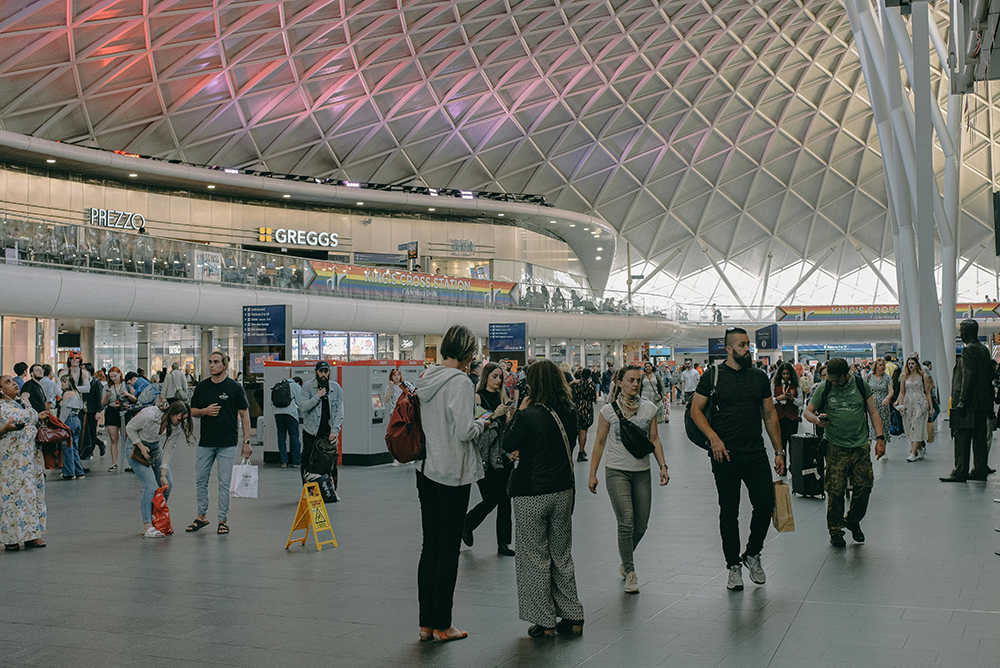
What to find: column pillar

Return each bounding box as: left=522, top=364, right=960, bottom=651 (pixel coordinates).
left=200, top=328, right=214, bottom=379
left=80, top=326, right=95, bottom=367
left=544, top=338, right=551, bottom=360
left=137, top=325, right=149, bottom=375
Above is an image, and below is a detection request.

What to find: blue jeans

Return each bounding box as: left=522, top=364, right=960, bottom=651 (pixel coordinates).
left=196, top=446, right=237, bottom=522
left=130, top=441, right=173, bottom=524
left=62, top=413, right=85, bottom=477
left=275, top=414, right=302, bottom=465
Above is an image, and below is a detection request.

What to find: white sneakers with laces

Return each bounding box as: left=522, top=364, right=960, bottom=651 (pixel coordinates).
left=727, top=564, right=744, bottom=590
left=743, top=553, right=766, bottom=585
left=624, top=570, right=639, bottom=594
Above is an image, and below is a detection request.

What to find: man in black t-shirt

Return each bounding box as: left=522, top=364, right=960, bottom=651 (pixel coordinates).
left=20, top=364, right=49, bottom=413
left=187, top=351, right=250, bottom=534
left=691, top=327, right=785, bottom=592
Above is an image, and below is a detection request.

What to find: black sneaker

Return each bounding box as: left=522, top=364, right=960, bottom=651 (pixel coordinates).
left=830, top=533, right=846, bottom=548
left=846, top=521, right=865, bottom=543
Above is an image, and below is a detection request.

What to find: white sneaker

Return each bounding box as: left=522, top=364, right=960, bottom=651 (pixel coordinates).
left=743, top=553, right=766, bottom=585
left=624, top=570, right=639, bottom=594
left=906, top=453, right=918, bottom=462
left=727, top=564, right=744, bottom=591
left=143, top=527, right=165, bottom=539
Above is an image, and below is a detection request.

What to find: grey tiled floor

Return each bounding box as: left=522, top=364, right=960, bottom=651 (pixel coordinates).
left=3, top=417, right=1000, bottom=667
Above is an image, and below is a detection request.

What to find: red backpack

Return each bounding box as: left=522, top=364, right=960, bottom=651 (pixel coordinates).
left=385, top=386, right=426, bottom=463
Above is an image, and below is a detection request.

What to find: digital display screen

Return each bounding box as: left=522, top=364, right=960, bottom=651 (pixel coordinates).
left=351, top=335, right=376, bottom=357
left=371, top=393, right=384, bottom=409
left=249, top=352, right=278, bottom=374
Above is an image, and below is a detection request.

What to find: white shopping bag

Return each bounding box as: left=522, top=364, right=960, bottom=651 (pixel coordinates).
left=230, top=458, right=258, bottom=499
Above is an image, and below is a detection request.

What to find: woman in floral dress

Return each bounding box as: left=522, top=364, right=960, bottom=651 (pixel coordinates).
left=866, top=359, right=894, bottom=458
left=0, top=374, right=48, bottom=550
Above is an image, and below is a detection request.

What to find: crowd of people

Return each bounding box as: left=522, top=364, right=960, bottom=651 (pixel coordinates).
left=4, top=319, right=999, bottom=642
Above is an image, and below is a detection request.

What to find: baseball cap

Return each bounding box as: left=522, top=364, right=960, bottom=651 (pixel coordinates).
left=315, top=361, right=330, bottom=371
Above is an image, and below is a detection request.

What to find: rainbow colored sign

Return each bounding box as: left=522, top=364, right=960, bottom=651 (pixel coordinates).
left=304, top=261, right=519, bottom=306
left=775, top=304, right=1000, bottom=322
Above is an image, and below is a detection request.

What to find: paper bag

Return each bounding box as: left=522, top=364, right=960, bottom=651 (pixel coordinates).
left=926, top=421, right=935, bottom=443
left=772, top=480, right=794, bottom=532
left=230, top=459, right=258, bottom=499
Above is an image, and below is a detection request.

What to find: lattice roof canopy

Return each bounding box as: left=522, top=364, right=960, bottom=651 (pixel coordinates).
left=0, top=0, right=996, bottom=304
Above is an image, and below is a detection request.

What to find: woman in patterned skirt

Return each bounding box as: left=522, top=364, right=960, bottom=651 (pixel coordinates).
left=571, top=368, right=596, bottom=462
left=0, top=375, right=49, bottom=551
left=504, top=360, right=584, bottom=637
left=867, top=359, right=894, bottom=458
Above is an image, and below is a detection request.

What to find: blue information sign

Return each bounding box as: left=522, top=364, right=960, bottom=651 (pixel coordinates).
left=708, top=337, right=726, bottom=358
left=242, top=305, right=287, bottom=346
left=755, top=324, right=782, bottom=350
left=489, top=323, right=527, bottom=352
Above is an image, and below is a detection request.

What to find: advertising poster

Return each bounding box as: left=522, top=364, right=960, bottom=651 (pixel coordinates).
left=192, top=249, right=222, bottom=282
left=305, top=261, right=519, bottom=306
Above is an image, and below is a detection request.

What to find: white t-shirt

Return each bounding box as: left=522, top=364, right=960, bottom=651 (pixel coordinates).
left=600, top=398, right=658, bottom=472
left=681, top=368, right=701, bottom=393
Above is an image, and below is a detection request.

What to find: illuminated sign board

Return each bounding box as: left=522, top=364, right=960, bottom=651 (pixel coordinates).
left=258, top=227, right=339, bottom=248
left=88, top=207, right=146, bottom=230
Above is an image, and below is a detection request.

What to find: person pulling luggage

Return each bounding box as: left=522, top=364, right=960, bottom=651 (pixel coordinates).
left=803, top=357, right=884, bottom=548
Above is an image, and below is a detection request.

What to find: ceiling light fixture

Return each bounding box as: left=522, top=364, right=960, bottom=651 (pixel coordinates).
left=46, top=159, right=55, bottom=163
left=595, top=256, right=602, bottom=260
left=498, top=213, right=504, bottom=217
left=128, top=173, right=137, bottom=178
left=283, top=194, right=291, bottom=198
left=428, top=208, right=435, bottom=212
left=550, top=220, right=556, bottom=224
left=356, top=201, right=364, bottom=206
left=597, top=247, right=603, bottom=251
left=583, top=227, right=589, bottom=231
left=569, top=224, right=575, bottom=227
left=207, top=185, right=215, bottom=189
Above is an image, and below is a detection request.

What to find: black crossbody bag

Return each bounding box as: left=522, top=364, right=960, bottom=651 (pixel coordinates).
left=611, top=401, right=655, bottom=459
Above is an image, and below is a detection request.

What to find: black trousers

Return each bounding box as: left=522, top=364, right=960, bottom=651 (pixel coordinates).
left=464, top=466, right=513, bottom=547
left=711, top=448, right=775, bottom=568
left=416, top=470, right=471, bottom=630
left=952, top=409, right=991, bottom=478
left=778, top=418, right=798, bottom=454
left=80, top=411, right=101, bottom=459
left=301, top=431, right=338, bottom=488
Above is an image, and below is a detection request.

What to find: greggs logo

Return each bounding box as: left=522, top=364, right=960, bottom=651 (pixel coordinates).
left=259, top=227, right=339, bottom=247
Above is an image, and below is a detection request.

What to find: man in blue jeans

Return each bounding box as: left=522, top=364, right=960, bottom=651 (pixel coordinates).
left=186, top=351, right=251, bottom=535
left=273, top=376, right=302, bottom=468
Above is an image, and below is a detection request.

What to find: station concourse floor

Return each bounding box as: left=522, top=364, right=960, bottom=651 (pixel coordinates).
left=3, top=414, right=1000, bottom=668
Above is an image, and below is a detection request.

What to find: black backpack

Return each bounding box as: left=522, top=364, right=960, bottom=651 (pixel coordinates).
left=271, top=379, right=293, bottom=408
left=684, top=365, right=719, bottom=450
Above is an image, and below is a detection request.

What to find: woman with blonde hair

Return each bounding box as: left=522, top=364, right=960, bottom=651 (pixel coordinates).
left=102, top=366, right=136, bottom=472
left=895, top=357, right=932, bottom=462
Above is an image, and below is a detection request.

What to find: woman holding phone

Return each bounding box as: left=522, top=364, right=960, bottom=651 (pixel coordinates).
left=0, top=374, right=49, bottom=550
left=102, top=366, right=136, bottom=472
left=463, top=363, right=515, bottom=556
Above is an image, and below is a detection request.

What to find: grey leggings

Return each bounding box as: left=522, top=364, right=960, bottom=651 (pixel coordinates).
left=605, top=467, right=652, bottom=573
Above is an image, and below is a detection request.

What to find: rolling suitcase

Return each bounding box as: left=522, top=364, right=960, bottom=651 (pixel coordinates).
left=789, top=433, right=825, bottom=497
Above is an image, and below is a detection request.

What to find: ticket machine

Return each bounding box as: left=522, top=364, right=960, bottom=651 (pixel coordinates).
left=340, top=360, right=423, bottom=465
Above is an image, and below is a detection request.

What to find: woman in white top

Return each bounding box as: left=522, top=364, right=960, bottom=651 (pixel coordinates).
left=587, top=365, right=669, bottom=594
left=126, top=401, right=193, bottom=538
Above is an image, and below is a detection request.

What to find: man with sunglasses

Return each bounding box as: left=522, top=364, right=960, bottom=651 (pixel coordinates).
left=690, top=327, right=785, bottom=591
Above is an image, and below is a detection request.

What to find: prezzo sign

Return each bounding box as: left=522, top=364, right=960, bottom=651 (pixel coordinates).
left=88, top=207, right=146, bottom=230
left=258, top=227, right=339, bottom=248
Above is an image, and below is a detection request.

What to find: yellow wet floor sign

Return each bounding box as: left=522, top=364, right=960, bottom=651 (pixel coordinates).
left=285, top=482, right=338, bottom=551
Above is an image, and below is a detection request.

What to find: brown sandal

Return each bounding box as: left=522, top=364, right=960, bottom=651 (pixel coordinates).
left=217, top=522, right=229, bottom=534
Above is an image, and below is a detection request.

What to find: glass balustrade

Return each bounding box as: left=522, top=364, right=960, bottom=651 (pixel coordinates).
left=0, top=212, right=765, bottom=323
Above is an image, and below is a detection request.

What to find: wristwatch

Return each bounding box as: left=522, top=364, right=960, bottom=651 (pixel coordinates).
left=774, top=450, right=785, bottom=457
left=244, top=439, right=251, bottom=444
left=875, top=435, right=885, bottom=441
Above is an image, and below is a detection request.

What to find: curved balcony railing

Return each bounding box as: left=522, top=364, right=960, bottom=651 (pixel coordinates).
left=0, top=211, right=772, bottom=324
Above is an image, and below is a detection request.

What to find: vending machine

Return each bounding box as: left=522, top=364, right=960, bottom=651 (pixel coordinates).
left=340, top=360, right=424, bottom=465
left=260, top=360, right=338, bottom=464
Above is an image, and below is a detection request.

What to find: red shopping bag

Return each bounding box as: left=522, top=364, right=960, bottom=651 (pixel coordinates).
left=152, top=486, right=173, bottom=535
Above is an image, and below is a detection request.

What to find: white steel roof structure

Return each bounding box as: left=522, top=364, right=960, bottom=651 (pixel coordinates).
left=0, top=0, right=996, bottom=306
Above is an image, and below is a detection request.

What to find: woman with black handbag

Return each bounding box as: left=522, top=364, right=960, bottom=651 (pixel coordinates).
left=588, top=365, right=669, bottom=594
left=0, top=375, right=50, bottom=551
left=504, top=360, right=584, bottom=637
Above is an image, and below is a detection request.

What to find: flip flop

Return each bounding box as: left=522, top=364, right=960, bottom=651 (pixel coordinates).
left=185, top=519, right=210, bottom=532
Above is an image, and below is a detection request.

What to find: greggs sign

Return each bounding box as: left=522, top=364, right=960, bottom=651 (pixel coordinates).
left=258, top=227, right=339, bottom=247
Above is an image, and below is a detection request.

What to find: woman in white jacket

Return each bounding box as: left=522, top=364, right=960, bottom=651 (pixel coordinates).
left=412, top=325, right=490, bottom=643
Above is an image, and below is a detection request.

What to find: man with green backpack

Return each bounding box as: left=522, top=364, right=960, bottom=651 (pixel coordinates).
left=803, top=358, right=885, bottom=548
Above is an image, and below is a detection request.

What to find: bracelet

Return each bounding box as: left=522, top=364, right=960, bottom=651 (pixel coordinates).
left=875, top=435, right=885, bottom=440
left=660, top=463, right=668, bottom=469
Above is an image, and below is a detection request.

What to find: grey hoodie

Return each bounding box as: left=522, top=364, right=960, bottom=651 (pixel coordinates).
left=414, top=365, right=486, bottom=487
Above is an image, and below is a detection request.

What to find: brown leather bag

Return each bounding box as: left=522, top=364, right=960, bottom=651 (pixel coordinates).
left=36, top=415, right=71, bottom=445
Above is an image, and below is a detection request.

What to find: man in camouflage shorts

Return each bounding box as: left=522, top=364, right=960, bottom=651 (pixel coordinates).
left=803, top=358, right=885, bottom=547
